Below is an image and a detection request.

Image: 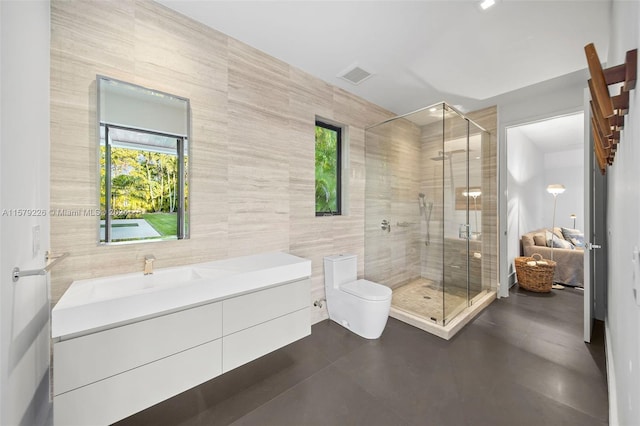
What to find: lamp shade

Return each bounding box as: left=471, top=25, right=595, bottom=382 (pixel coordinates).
left=463, top=190, right=482, bottom=198
left=546, top=184, right=565, bottom=196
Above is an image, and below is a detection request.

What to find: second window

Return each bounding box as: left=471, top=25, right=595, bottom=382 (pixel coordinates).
left=315, top=121, right=342, bottom=216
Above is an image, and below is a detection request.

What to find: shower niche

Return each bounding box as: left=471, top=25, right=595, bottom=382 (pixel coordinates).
left=364, top=102, right=496, bottom=339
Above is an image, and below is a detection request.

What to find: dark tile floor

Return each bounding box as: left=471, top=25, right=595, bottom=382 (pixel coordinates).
left=116, top=286, right=608, bottom=426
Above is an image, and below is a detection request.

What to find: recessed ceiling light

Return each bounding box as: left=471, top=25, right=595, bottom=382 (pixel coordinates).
left=480, top=0, right=495, bottom=10
left=429, top=108, right=437, bottom=112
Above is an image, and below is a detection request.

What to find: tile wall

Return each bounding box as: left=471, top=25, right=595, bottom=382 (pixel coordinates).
left=50, top=0, right=391, bottom=324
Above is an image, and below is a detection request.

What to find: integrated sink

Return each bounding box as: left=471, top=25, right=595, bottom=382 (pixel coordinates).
left=89, top=268, right=203, bottom=299
left=192, top=267, right=238, bottom=280
left=52, top=252, right=312, bottom=339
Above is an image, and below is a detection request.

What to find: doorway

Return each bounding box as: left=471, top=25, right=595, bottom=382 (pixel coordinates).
left=504, top=112, right=585, bottom=292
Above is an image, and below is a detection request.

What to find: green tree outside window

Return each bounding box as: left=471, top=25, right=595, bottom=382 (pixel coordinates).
left=315, top=122, right=341, bottom=215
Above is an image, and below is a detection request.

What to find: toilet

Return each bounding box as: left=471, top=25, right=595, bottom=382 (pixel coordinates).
left=323, top=254, right=392, bottom=339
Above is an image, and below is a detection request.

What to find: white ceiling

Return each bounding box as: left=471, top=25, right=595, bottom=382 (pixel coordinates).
left=509, top=112, right=585, bottom=153
left=157, top=0, right=611, bottom=115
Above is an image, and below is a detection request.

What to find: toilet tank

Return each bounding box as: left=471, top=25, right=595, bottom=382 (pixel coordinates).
left=324, top=254, right=358, bottom=288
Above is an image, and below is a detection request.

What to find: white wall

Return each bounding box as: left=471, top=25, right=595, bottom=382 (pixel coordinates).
left=0, top=1, right=52, bottom=425
left=543, top=149, right=584, bottom=232
left=506, top=129, right=545, bottom=272
left=605, top=1, right=640, bottom=425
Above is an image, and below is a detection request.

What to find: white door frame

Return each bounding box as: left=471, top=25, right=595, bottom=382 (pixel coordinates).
left=583, top=90, right=594, bottom=342
left=582, top=88, right=609, bottom=342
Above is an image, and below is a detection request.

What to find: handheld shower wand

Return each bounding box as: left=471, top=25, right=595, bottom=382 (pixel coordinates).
left=418, top=193, right=432, bottom=246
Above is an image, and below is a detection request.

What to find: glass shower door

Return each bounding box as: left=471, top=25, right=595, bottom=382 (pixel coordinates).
left=442, top=107, right=470, bottom=325
left=364, top=121, right=393, bottom=287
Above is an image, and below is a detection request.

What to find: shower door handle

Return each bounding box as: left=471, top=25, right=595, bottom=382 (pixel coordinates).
left=459, top=224, right=470, bottom=239
left=381, top=219, right=391, bottom=232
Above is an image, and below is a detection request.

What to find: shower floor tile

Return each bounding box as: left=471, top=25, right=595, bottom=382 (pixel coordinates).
left=391, top=278, right=468, bottom=324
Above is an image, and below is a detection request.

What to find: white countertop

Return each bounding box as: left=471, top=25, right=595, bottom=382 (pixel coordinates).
left=52, top=252, right=311, bottom=339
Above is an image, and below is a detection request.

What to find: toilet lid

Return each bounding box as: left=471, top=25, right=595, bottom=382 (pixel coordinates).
left=340, top=279, right=392, bottom=301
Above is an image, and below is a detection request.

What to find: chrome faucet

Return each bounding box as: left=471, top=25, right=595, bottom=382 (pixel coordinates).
left=144, top=255, right=156, bottom=275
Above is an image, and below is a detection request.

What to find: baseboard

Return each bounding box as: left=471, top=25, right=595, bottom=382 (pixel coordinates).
left=508, top=272, right=517, bottom=288
left=605, top=320, right=618, bottom=426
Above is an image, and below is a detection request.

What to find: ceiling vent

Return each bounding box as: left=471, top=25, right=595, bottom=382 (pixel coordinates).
left=337, top=64, right=374, bottom=85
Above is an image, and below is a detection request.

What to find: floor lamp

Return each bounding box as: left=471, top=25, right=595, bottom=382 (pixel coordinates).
left=547, top=184, right=566, bottom=261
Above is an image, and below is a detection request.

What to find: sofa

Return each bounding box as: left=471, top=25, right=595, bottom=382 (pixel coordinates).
left=520, top=228, right=584, bottom=287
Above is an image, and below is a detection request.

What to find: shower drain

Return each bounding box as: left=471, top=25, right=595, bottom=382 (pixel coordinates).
left=423, top=295, right=432, bottom=300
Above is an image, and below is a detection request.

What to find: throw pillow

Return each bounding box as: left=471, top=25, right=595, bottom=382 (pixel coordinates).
left=546, top=230, right=575, bottom=250
left=533, top=233, right=547, bottom=246
left=561, top=227, right=585, bottom=247
left=552, top=227, right=564, bottom=240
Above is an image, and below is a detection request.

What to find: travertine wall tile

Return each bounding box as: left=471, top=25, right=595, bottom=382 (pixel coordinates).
left=50, top=0, right=394, bottom=323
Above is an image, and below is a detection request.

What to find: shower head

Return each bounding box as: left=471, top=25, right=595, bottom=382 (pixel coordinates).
left=418, top=193, right=426, bottom=198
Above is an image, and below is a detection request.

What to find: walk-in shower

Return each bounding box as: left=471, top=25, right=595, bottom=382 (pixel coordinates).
left=364, top=102, right=496, bottom=339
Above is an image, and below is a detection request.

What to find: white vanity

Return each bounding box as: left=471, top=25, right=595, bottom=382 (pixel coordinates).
left=52, top=252, right=311, bottom=426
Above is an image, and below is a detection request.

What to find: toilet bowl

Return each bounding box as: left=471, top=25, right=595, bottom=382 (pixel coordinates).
left=323, top=254, right=392, bottom=339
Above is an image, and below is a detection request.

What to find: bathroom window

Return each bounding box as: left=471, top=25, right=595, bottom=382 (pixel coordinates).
left=315, top=121, right=342, bottom=216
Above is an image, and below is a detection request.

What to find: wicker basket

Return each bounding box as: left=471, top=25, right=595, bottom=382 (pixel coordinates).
left=514, top=253, right=556, bottom=293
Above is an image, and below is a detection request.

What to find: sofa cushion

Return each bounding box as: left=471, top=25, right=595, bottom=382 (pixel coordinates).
left=561, top=227, right=585, bottom=247
left=546, top=231, right=575, bottom=249
left=533, top=233, right=547, bottom=246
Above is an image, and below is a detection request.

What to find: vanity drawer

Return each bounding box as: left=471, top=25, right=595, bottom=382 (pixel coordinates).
left=223, top=278, right=310, bottom=335
left=54, top=338, right=222, bottom=426
left=54, top=301, right=222, bottom=395
left=223, top=307, right=310, bottom=373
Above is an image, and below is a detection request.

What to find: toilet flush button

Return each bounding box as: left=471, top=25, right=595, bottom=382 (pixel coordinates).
left=341, top=320, right=350, bottom=328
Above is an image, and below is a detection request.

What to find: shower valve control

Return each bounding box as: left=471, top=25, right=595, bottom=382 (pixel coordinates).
left=381, top=219, right=391, bottom=232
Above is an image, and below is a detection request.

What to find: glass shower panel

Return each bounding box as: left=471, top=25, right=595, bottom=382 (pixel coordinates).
left=468, top=122, right=487, bottom=303
left=418, top=105, right=446, bottom=323
left=442, top=107, right=470, bottom=325
left=364, top=120, right=393, bottom=286
left=364, top=113, right=422, bottom=289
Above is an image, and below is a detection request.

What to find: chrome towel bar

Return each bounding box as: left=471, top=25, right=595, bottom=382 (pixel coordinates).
left=12, top=251, right=69, bottom=282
